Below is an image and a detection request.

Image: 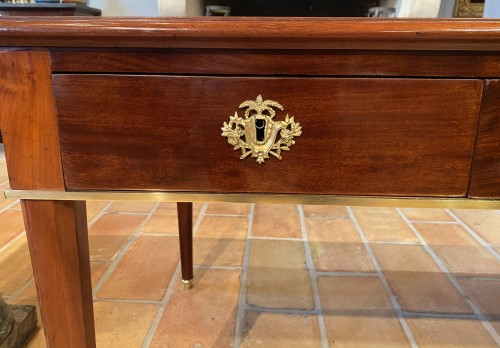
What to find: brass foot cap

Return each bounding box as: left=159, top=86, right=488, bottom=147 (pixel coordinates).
left=182, top=279, right=193, bottom=290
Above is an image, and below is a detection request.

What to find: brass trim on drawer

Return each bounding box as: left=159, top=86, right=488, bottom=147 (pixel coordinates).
left=4, top=190, right=500, bottom=210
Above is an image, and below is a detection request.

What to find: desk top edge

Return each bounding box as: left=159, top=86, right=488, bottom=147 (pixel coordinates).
left=2, top=17, right=500, bottom=50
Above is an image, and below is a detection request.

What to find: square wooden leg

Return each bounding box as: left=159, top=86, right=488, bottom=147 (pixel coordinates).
left=21, top=200, right=95, bottom=348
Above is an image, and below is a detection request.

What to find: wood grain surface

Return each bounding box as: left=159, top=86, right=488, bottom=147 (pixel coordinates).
left=51, top=49, right=500, bottom=78
left=22, top=200, right=95, bottom=348
left=0, top=50, right=64, bottom=190
left=54, top=75, right=482, bottom=197
left=469, top=80, right=500, bottom=198
left=2, top=18, right=500, bottom=50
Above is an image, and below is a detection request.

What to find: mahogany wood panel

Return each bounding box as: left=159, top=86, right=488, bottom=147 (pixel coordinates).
left=3, top=18, right=500, bottom=50
left=54, top=75, right=482, bottom=197
left=0, top=50, right=64, bottom=190
left=21, top=200, right=95, bottom=348
left=469, top=80, right=500, bottom=198
left=51, top=49, right=500, bottom=78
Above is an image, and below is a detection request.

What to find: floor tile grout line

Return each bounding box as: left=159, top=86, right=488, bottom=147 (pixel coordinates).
left=140, top=232, right=179, bottom=237
left=348, top=207, right=418, bottom=348
left=454, top=276, right=500, bottom=282
left=5, top=277, right=35, bottom=305
left=297, top=204, right=330, bottom=348
left=204, top=213, right=251, bottom=217
left=369, top=241, right=423, bottom=245
left=314, top=271, right=378, bottom=277
left=446, top=209, right=500, bottom=262
left=0, top=231, right=26, bottom=254
left=245, top=304, right=323, bottom=316
left=406, top=220, right=458, bottom=225
left=396, top=208, right=500, bottom=346
left=90, top=260, right=111, bottom=265
left=192, top=203, right=209, bottom=237
left=87, top=201, right=114, bottom=228
left=243, top=304, right=484, bottom=320
left=2, top=201, right=110, bottom=306
left=0, top=198, right=20, bottom=214
left=93, top=298, right=163, bottom=305
left=402, top=311, right=478, bottom=319
left=232, top=203, right=255, bottom=348
left=194, top=264, right=243, bottom=270
left=141, top=264, right=182, bottom=348
left=106, top=211, right=151, bottom=216
left=250, top=236, right=304, bottom=241
left=303, top=217, right=352, bottom=221
left=141, top=202, right=208, bottom=348
left=92, top=202, right=161, bottom=299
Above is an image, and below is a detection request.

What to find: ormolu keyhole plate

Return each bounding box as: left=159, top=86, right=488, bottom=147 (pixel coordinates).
left=221, top=95, right=302, bottom=164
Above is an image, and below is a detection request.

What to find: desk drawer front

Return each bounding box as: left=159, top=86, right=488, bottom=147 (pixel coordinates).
left=54, top=75, right=482, bottom=196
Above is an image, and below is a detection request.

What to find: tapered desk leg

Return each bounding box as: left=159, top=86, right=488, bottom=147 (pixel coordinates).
left=177, top=202, right=193, bottom=289
left=21, top=200, right=96, bottom=348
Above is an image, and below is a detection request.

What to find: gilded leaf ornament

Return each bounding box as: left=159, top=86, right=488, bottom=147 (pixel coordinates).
left=221, top=95, right=302, bottom=164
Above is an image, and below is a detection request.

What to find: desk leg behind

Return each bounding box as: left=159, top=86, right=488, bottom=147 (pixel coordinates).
left=177, top=202, right=194, bottom=289
left=21, top=200, right=96, bottom=348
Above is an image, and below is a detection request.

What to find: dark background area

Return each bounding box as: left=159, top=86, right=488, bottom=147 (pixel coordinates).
left=205, top=0, right=380, bottom=17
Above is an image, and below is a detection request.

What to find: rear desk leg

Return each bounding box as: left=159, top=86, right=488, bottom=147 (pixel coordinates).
left=22, top=200, right=96, bottom=348
left=177, top=202, right=194, bottom=289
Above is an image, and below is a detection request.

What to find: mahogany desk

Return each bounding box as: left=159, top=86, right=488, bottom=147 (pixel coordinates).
left=0, top=18, right=499, bottom=347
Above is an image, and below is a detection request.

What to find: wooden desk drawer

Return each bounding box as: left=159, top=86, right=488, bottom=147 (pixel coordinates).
left=53, top=75, right=482, bottom=197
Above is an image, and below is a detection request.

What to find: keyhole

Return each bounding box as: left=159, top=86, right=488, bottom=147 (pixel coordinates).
left=255, top=119, right=266, bottom=142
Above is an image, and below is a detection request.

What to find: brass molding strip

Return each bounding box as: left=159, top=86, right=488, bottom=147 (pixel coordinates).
left=3, top=190, right=500, bottom=209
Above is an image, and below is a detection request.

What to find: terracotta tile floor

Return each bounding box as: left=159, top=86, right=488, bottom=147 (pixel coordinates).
left=0, top=146, right=499, bottom=347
